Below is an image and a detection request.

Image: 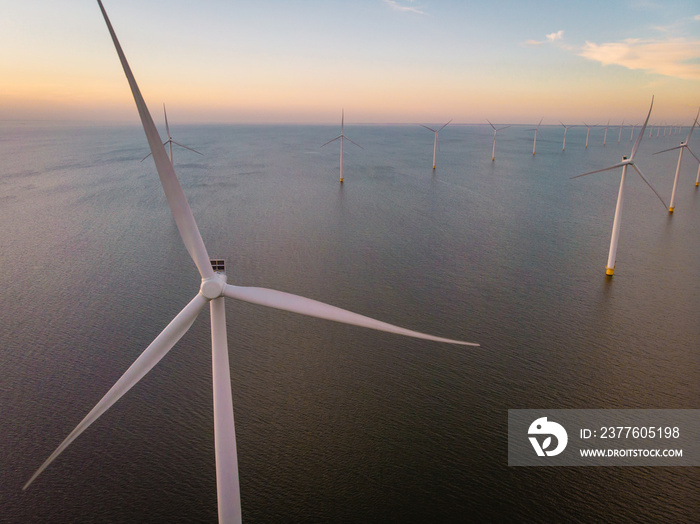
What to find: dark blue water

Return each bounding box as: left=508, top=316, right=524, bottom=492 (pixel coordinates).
left=1, top=121, right=698, bottom=522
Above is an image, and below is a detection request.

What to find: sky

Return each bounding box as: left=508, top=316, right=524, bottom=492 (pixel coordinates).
left=1, top=0, right=699, bottom=125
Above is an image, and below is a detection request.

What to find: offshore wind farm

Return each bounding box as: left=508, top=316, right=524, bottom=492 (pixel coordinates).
left=2, top=1, right=700, bottom=523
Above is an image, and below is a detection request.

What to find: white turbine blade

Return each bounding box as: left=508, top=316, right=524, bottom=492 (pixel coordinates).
left=23, top=293, right=208, bottom=491
left=345, top=136, right=363, bottom=149
left=487, top=119, right=496, bottom=131
left=210, top=298, right=241, bottom=524
left=653, top=144, right=684, bottom=156
left=164, top=103, right=171, bottom=139
left=222, top=285, right=479, bottom=346
left=685, top=109, right=699, bottom=142
left=537, top=118, right=543, bottom=129
left=684, top=146, right=700, bottom=164
left=631, top=96, right=654, bottom=160
left=570, top=161, right=628, bottom=179
left=171, top=140, right=204, bottom=156
left=630, top=164, right=668, bottom=209
left=97, top=0, right=213, bottom=279
left=498, top=125, right=511, bottom=132
left=438, top=119, right=452, bottom=132
left=420, top=124, right=437, bottom=133
left=140, top=152, right=153, bottom=163
left=321, top=135, right=342, bottom=147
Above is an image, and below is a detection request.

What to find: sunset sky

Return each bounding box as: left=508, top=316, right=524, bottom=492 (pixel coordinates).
left=1, top=0, right=699, bottom=125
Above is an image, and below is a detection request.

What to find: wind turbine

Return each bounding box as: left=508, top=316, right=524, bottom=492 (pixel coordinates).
left=571, top=97, right=667, bottom=276
left=530, top=118, right=543, bottom=155
left=630, top=123, right=636, bottom=142
left=420, top=120, right=451, bottom=169
left=24, top=3, right=479, bottom=523
left=321, top=109, right=362, bottom=183
left=487, top=120, right=510, bottom=161
left=583, top=122, right=592, bottom=149
left=653, top=108, right=700, bottom=212
left=142, top=103, right=203, bottom=164
left=617, top=120, right=624, bottom=143
left=603, top=120, right=609, bottom=146
left=560, top=122, right=573, bottom=151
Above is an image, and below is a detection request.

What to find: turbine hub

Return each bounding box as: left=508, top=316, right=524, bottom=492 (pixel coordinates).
left=200, top=273, right=227, bottom=299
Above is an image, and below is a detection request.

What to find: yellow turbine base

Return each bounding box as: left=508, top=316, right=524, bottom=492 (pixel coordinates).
left=669, top=207, right=674, bottom=213
left=696, top=182, right=699, bottom=187
left=606, top=267, right=615, bottom=276
left=340, top=178, right=344, bottom=183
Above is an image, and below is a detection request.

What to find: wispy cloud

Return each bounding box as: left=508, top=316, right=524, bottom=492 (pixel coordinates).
left=523, top=30, right=564, bottom=47
left=383, top=0, right=424, bottom=15
left=579, top=38, right=700, bottom=80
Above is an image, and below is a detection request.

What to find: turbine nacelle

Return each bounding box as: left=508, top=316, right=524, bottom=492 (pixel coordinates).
left=201, top=272, right=227, bottom=299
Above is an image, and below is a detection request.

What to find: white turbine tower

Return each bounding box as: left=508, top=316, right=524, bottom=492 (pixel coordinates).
left=603, top=120, right=609, bottom=146
left=617, top=120, right=624, bottom=143
left=24, top=3, right=479, bottom=523
left=142, top=104, right=203, bottom=164
left=653, top=109, right=700, bottom=212
left=630, top=123, right=637, bottom=142
left=420, top=120, right=451, bottom=169
left=571, top=97, right=667, bottom=276
left=487, top=120, right=510, bottom=161
left=583, top=122, right=592, bottom=149
left=321, top=110, right=362, bottom=183
left=529, top=118, right=543, bottom=156
left=560, top=122, right=573, bottom=151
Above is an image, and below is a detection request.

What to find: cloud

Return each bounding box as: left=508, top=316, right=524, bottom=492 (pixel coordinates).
left=383, top=0, right=424, bottom=15
left=546, top=30, right=564, bottom=42
left=523, top=30, right=564, bottom=47
left=579, top=38, right=700, bottom=80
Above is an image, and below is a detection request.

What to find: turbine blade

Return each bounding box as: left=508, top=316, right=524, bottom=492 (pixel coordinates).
left=171, top=140, right=204, bottom=156
left=570, top=162, right=627, bottom=179
left=438, top=119, right=452, bottom=132
left=684, top=146, right=700, bottom=164
left=210, top=298, right=242, bottom=524
left=97, top=0, right=213, bottom=279
left=685, top=108, right=699, bottom=142
left=630, top=164, right=668, bottom=209
left=487, top=119, right=496, bottom=130
left=420, top=124, right=437, bottom=133
left=140, top=152, right=153, bottom=163
left=164, top=103, right=171, bottom=139
left=23, top=293, right=208, bottom=491
left=321, top=135, right=342, bottom=147
left=653, top=145, right=683, bottom=155
left=631, top=96, right=654, bottom=160
left=345, top=136, right=363, bottom=149
left=222, top=285, right=479, bottom=346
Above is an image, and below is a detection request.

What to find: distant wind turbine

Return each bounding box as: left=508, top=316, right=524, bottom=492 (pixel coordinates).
left=530, top=118, right=543, bottom=155
left=142, top=104, right=203, bottom=164
left=630, top=123, right=637, bottom=142
left=321, top=110, right=362, bottom=183
left=420, top=120, right=451, bottom=169
left=560, top=122, right=573, bottom=151
left=571, top=97, right=667, bottom=276
left=617, top=120, right=624, bottom=143
left=653, top=108, right=700, bottom=212
left=583, top=122, right=592, bottom=149
left=487, top=119, right=510, bottom=161
left=603, top=120, right=609, bottom=146
left=23, top=4, right=479, bottom=524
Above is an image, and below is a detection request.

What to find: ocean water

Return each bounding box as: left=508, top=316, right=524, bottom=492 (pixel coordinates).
left=1, top=121, right=698, bottom=522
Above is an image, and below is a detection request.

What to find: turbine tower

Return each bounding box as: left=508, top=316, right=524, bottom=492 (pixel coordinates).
left=24, top=4, right=479, bottom=524
left=583, top=122, right=592, bottom=149
left=530, top=118, right=543, bottom=155
left=603, top=120, right=609, bottom=146
left=653, top=109, right=700, bottom=212
left=487, top=119, right=510, bottom=161
left=321, top=110, right=362, bottom=183
left=420, top=120, right=451, bottom=169
left=560, top=122, right=573, bottom=151
left=571, top=97, right=667, bottom=276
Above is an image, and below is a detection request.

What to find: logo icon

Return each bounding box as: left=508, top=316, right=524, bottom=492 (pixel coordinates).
left=528, top=417, right=568, bottom=456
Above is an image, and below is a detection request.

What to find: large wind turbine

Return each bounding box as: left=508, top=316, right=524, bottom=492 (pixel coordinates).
left=24, top=3, right=479, bottom=523
left=530, top=118, right=543, bottom=155
left=420, top=120, right=451, bottom=169
left=571, top=97, right=667, bottom=276
left=321, top=109, right=362, bottom=183
left=487, top=120, right=510, bottom=161
left=142, top=103, right=203, bottom=164
left=653, top=108, right=700, bottom=212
